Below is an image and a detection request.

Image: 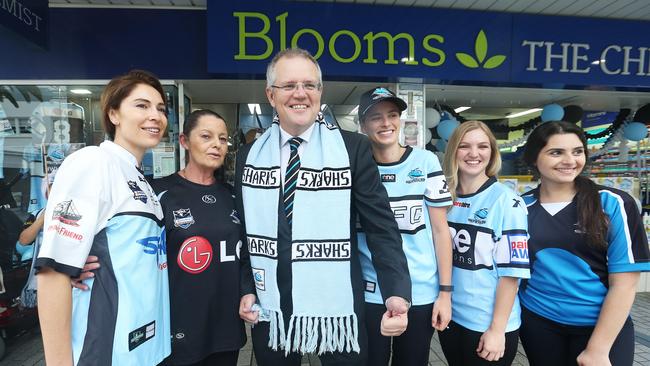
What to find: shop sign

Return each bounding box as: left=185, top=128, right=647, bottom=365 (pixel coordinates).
left=207, top=1, right=650, bottom=88
left=0, top=0, right=48, bottom=48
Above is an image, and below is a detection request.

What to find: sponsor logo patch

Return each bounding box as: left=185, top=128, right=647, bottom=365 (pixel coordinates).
left=381, top=173, right=396, bottom=183
left=173, top=208, right=195, bottom=229
left=439, top=179, right=449, bottom=194
left=453, top=201, right=470, bottom=208
left=512, top=198, right=522, bottom=207
left=136, top=231, right=167, bottom=269
left=297, top=168, right=351, bottom=190
left=128, top=321, right=155, bottom=351
left=291, top=241, right=351, bottom=260
left=202, top=194, right=216, bottom=204
left=509, top=235, right=529, bottom=264
left=364, top=281, right=376, bottom=293
left=128, top=180, right=148, bottom=203
left=177, top=236, right=213, bottom=274
left=252, top=268, right=265, bottom=291
left=47, top=224, right=83, bottom=241
left=52, top=200, right=82, bottom=226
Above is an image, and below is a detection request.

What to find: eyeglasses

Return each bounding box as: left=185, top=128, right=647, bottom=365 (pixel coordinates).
left=270, top=82, right=322, bottom=93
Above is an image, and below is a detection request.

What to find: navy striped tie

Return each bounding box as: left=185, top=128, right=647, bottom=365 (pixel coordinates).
left=284, top=137, right=303, bottom=226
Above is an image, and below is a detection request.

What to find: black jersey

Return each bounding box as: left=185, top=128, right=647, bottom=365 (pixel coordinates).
left=152, top=173, right=245, bottom=365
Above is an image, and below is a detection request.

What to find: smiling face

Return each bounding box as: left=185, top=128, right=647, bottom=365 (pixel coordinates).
left=266, top=56, right=322, bottom=136
left=182, top=115, right=228, bottom=172
left=360, top=101, right=402, bottom=149
left=455, top=128, right=492, bottom=181
left=535, top=133, right=586, bottom=186
left=110, top=83, right=167, bottom=160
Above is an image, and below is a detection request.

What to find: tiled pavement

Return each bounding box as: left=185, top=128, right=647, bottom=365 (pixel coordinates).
left=5, top=293, right=650, bottom=366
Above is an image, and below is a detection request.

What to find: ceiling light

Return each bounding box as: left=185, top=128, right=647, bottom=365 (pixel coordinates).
left=247, top=103, right=261, bottom=115
left=506, top=108, right=542, bottom=119
left=70, top=89, right=91, bottom=95
left=454, top=106, right=471, bottom=113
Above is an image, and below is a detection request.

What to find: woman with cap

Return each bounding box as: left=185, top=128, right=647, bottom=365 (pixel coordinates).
left=357, top=86, right=454, bottom=366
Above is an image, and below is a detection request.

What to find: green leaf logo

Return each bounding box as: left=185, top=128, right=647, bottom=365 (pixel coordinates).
left=456, top=30, right=506, bottom=69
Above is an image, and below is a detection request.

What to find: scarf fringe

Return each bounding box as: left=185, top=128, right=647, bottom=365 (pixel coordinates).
left=267, top=310, right=286, bottom=351
left=284, top=314, right=360, bottom=355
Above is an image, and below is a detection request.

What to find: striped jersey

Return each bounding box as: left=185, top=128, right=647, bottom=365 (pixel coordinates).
left=36, top=141, right=170, bottom=366
left=359, top=146, right=452, bottom=305
left=447, top=177, right=530, bottom=332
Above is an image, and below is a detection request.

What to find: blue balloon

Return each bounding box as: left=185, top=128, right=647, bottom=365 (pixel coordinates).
left=437, top=119, right=460, bottom=140
left=435, top=139, right=447, bottom=152
left=623, top=122, right=648, bottom=141
left=541, top=103, right=564, bottom=122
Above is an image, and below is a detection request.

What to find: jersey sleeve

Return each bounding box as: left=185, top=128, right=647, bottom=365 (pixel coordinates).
left=423, top=151, right=452, bottom=207
left=36, top=148, right=111, bottom=277
left=601, top=189, right=650, bottom=273
left=493, top=190, right=530, bottom=279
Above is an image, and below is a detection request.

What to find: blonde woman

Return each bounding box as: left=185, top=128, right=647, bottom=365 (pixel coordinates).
left=439, top=121, right=529, bottom=366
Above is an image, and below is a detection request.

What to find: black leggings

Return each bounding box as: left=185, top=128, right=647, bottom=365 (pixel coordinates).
left=438, top=320, right=520, bottom=366
left=519, top=306, right=635, bottom=366
left=365, top=302, right=435, bottom=366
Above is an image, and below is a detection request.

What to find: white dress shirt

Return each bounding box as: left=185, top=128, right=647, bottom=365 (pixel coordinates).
left=280, top=123, right=316, bottom=185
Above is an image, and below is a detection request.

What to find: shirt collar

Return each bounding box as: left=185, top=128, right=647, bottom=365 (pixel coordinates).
left=280, top=123, right=315, bottom=147
left=100, top=140, right=139, bottom=168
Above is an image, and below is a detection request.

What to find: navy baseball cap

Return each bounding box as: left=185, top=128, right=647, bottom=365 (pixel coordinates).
left=358, top=87, right=407, bottom=121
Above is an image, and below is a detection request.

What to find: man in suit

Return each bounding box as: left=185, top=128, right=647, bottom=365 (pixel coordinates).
left=235, top=48, right=411, bottom=366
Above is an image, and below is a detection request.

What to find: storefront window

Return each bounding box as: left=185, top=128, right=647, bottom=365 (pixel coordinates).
left=0, top=83, right=178, bottom=267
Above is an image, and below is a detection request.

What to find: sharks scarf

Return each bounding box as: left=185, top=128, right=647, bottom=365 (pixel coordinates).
left=242, top=114, right=359, bottom=355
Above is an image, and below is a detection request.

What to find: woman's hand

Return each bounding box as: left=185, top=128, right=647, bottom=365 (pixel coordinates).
left=431, top=292, right=451, bottom=331
left=577, top=347, right=611, bottom=366
left=476, top=327, right=505, bottom=361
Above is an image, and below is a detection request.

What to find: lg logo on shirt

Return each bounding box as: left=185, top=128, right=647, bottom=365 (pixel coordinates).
left=177, top=236, right=242, bottom=274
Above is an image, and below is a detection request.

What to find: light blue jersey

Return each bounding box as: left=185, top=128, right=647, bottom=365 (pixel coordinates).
left=37, top=141, right=170, bottom=366
left=359, top=147, right=452, bottom=305
left=447, top=177, right=529, bottom=332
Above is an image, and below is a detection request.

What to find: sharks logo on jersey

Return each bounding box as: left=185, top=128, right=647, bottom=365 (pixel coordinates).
left=406, top=168, right=425, bottom=183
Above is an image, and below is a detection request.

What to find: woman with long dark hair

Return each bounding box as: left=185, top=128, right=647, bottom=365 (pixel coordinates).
left=154, top=109, right=245, bottom=366
left=519, top=121, right=650, bottom=366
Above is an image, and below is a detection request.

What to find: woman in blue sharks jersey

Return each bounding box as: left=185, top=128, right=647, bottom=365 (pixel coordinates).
left=357, top=87, right=454, bottom=366
left=519, top=121, right=650, bottom=366
left=153, top=109, right=245, bottom=366
left=36, top=70, right=171, bottom=366
left=440, top=121, right=530, bottom=366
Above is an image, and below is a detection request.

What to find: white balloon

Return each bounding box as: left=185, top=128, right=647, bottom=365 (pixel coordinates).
left=424, top=128, right=432, bottom=143
left=426, top=108, right=441, bottom=129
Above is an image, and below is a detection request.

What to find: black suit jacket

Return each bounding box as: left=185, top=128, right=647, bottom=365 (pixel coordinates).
left=235, top=128, right=411, bottom=320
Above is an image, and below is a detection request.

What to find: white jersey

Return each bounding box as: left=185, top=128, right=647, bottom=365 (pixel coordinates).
left=359, top=147, right=452, bottom=305
left=36, top=141, right=170, bottom=366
